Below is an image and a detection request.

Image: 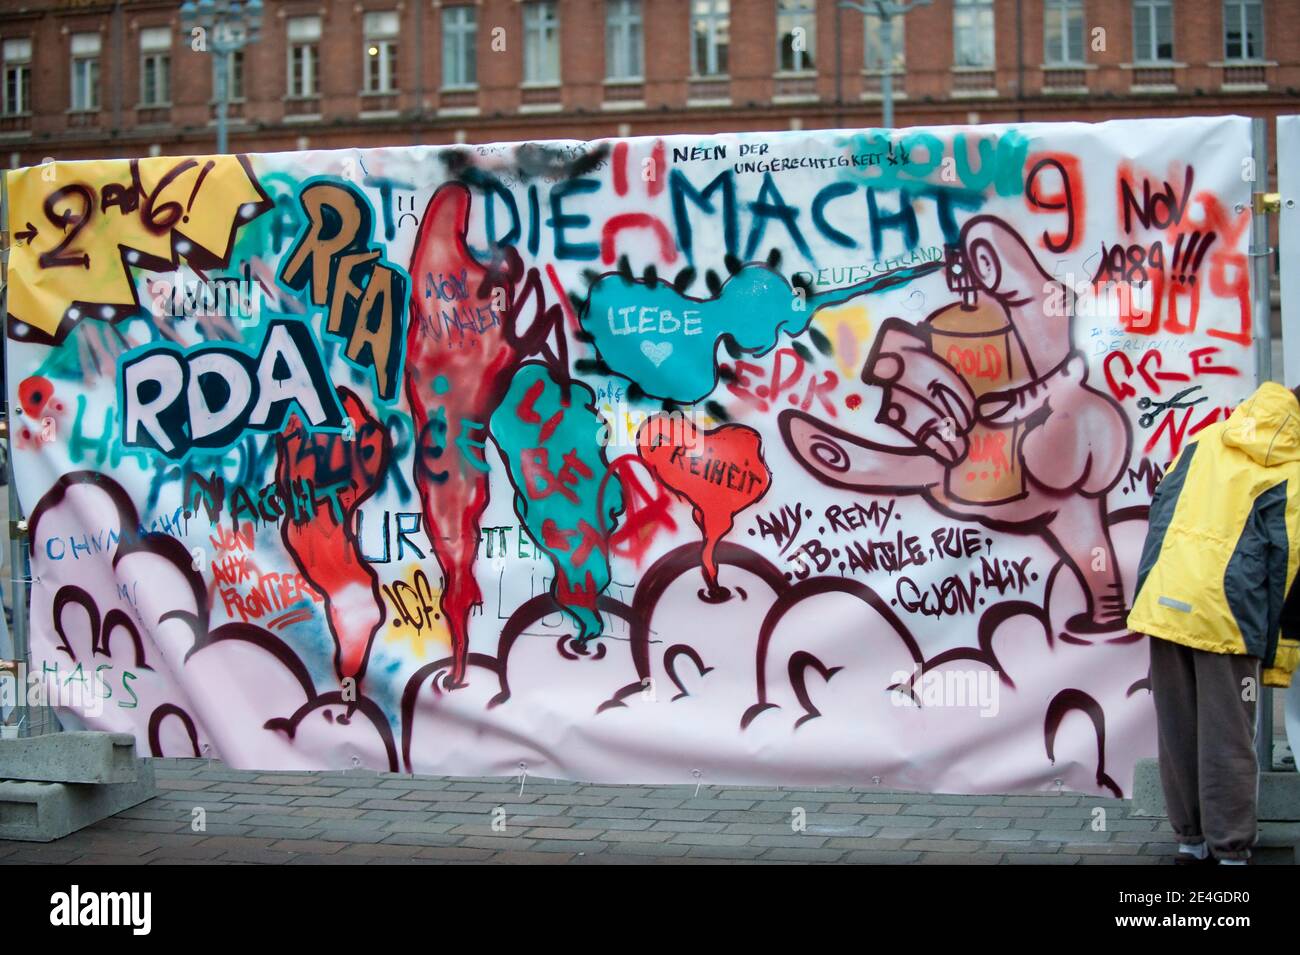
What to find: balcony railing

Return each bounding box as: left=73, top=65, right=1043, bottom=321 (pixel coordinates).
left=210, top=101, right=244, bottom=121
left=774, top=74, right=816, bottom=101
left=688, top=76, right=729, bottom=104
left=1042, top=67, right=1087, bottom=92
left=861, top=71, right=905, bottom=98
left=1131, top=65, right=1176, bottom=89
left=603, top=80, right=644, bottom=108
left=284, top=97, right=321, bottom=119
left=952, top=69, right=996, bottom=96
left=360, top=92, right=399, bottom=116
left=135, top=106, right=171, bottom=126
left=520, top=85, right=561, bottom=110
left=438, top=88, right=478, bottom=114
left=1222, top=63, right=1267, bottom=88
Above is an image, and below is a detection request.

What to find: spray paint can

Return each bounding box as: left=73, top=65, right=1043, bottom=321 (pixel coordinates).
left=927, top=247, right=1029, bottom=505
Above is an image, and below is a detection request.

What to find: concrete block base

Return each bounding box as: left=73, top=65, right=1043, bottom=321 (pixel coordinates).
left=1129, top=757, right=1165, bottom=817
left=0, top=759, right=155, bottom=842
left=0, top=732, right=140, bottom=784
left=1131, top=756, right=1300, bottom=864
left=1256, top=822, right=1300, bottom=865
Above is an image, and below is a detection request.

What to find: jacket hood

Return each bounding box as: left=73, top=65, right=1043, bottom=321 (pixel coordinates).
left=1221, top=381, right=1300, bottom=466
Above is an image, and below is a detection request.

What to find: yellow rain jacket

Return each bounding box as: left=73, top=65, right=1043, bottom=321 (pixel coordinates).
left=1128, top=381, right=1300, bottom=688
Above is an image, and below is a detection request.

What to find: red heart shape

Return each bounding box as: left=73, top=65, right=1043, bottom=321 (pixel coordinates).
left=637, top=415, right=771, bottom=592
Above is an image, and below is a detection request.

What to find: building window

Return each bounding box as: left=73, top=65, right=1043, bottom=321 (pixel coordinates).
left=364, top=11, right=399, bottom=93
left=953, top=0, right=994, bottom=67
left=70, top=33, right=101, bottom=112
left=777, top=0, right=815, bottom=73
left=523, top=1, right=559, bottom=85
left=215, top=48, right=244, bottom=102
left=288, top=15, right=321, bottom=97
left=442, top=5, right=477, bottom=88
left=1224, top=0, right=1263, bottom=61
left=691, top=0, right=729, bottom=76
left=139, top=26, right=171, bottom=106
left=863, top=9, right=904, bottom=72
left=605, top=0, right=643, bottom=80
left=1133, top=0, right=1173, bottom=62
left=2, top=38, right=30, bottom=115
left=1044, top=0, right=1085, bottom=64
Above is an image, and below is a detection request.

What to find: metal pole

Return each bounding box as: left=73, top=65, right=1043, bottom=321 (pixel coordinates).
left=1252, top=118, right=1274, bottom=387
left=4, top=440, right=25, bottom=736
left=1250, top=115, right=1275, bottom=770
left=880, top=14, right=894, bottom=129
left=0, top=168, right=31, bottom=738
left=840, top=0, right=930, bottom=129
left=182, top=1, right=261, bottom=156
left=413, top=0, right=424, bottom=114
left=833, top=1, right=843, bottom=128
left=1014, top=0, right=1024, bottom=116
left=214, top=47, right=229, bottom=154
left=112, top=1, right=124, bottom=138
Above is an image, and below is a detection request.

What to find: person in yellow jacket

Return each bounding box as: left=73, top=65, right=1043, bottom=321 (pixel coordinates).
left=1128, top=380, right=1300, bottom=865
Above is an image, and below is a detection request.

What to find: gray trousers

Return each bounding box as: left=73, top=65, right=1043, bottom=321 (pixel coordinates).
left=1148, top=636, right=1259, bottom=860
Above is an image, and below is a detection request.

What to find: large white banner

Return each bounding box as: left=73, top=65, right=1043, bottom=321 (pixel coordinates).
left=3, top=116, right=1257, bottom=794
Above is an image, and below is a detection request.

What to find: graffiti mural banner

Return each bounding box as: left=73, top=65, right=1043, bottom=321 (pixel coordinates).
left=4, top=117, right=1257, bottom=795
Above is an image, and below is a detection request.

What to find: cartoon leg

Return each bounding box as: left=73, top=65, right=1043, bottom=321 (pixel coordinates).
left=1045, top=495, right=1126, bottom=633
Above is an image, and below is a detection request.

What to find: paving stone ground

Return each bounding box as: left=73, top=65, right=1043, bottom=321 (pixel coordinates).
left=0, top=759, right=1184, bottom=865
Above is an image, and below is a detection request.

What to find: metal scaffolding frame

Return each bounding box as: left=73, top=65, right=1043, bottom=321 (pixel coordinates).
left=0, top=165, right=48, bottom=739
left=1250, top=116, right=1278, bottom=770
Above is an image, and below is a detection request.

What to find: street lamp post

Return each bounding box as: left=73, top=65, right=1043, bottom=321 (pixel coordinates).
left=838, top=0, right=931, bottom=130
left=179, top=0, right=263, bottom=154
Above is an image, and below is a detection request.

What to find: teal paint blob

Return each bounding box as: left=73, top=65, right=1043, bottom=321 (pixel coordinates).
left=581, top=261, right=942, bottom=403
left=491, top=363, right=624, bottom=642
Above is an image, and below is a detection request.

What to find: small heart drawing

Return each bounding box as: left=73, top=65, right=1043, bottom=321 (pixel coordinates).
left=640, top=341, right=672, bottom=367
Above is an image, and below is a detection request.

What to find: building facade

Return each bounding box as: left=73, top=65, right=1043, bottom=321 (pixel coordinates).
left=0, top=0, right=1295, bottom=164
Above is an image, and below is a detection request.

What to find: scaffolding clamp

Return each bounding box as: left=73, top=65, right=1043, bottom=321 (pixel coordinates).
left=1254, top=191, right=1282, bottom=215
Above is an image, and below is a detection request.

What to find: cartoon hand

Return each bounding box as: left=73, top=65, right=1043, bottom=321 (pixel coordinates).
left=863, top=317, right=975, bottom=465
